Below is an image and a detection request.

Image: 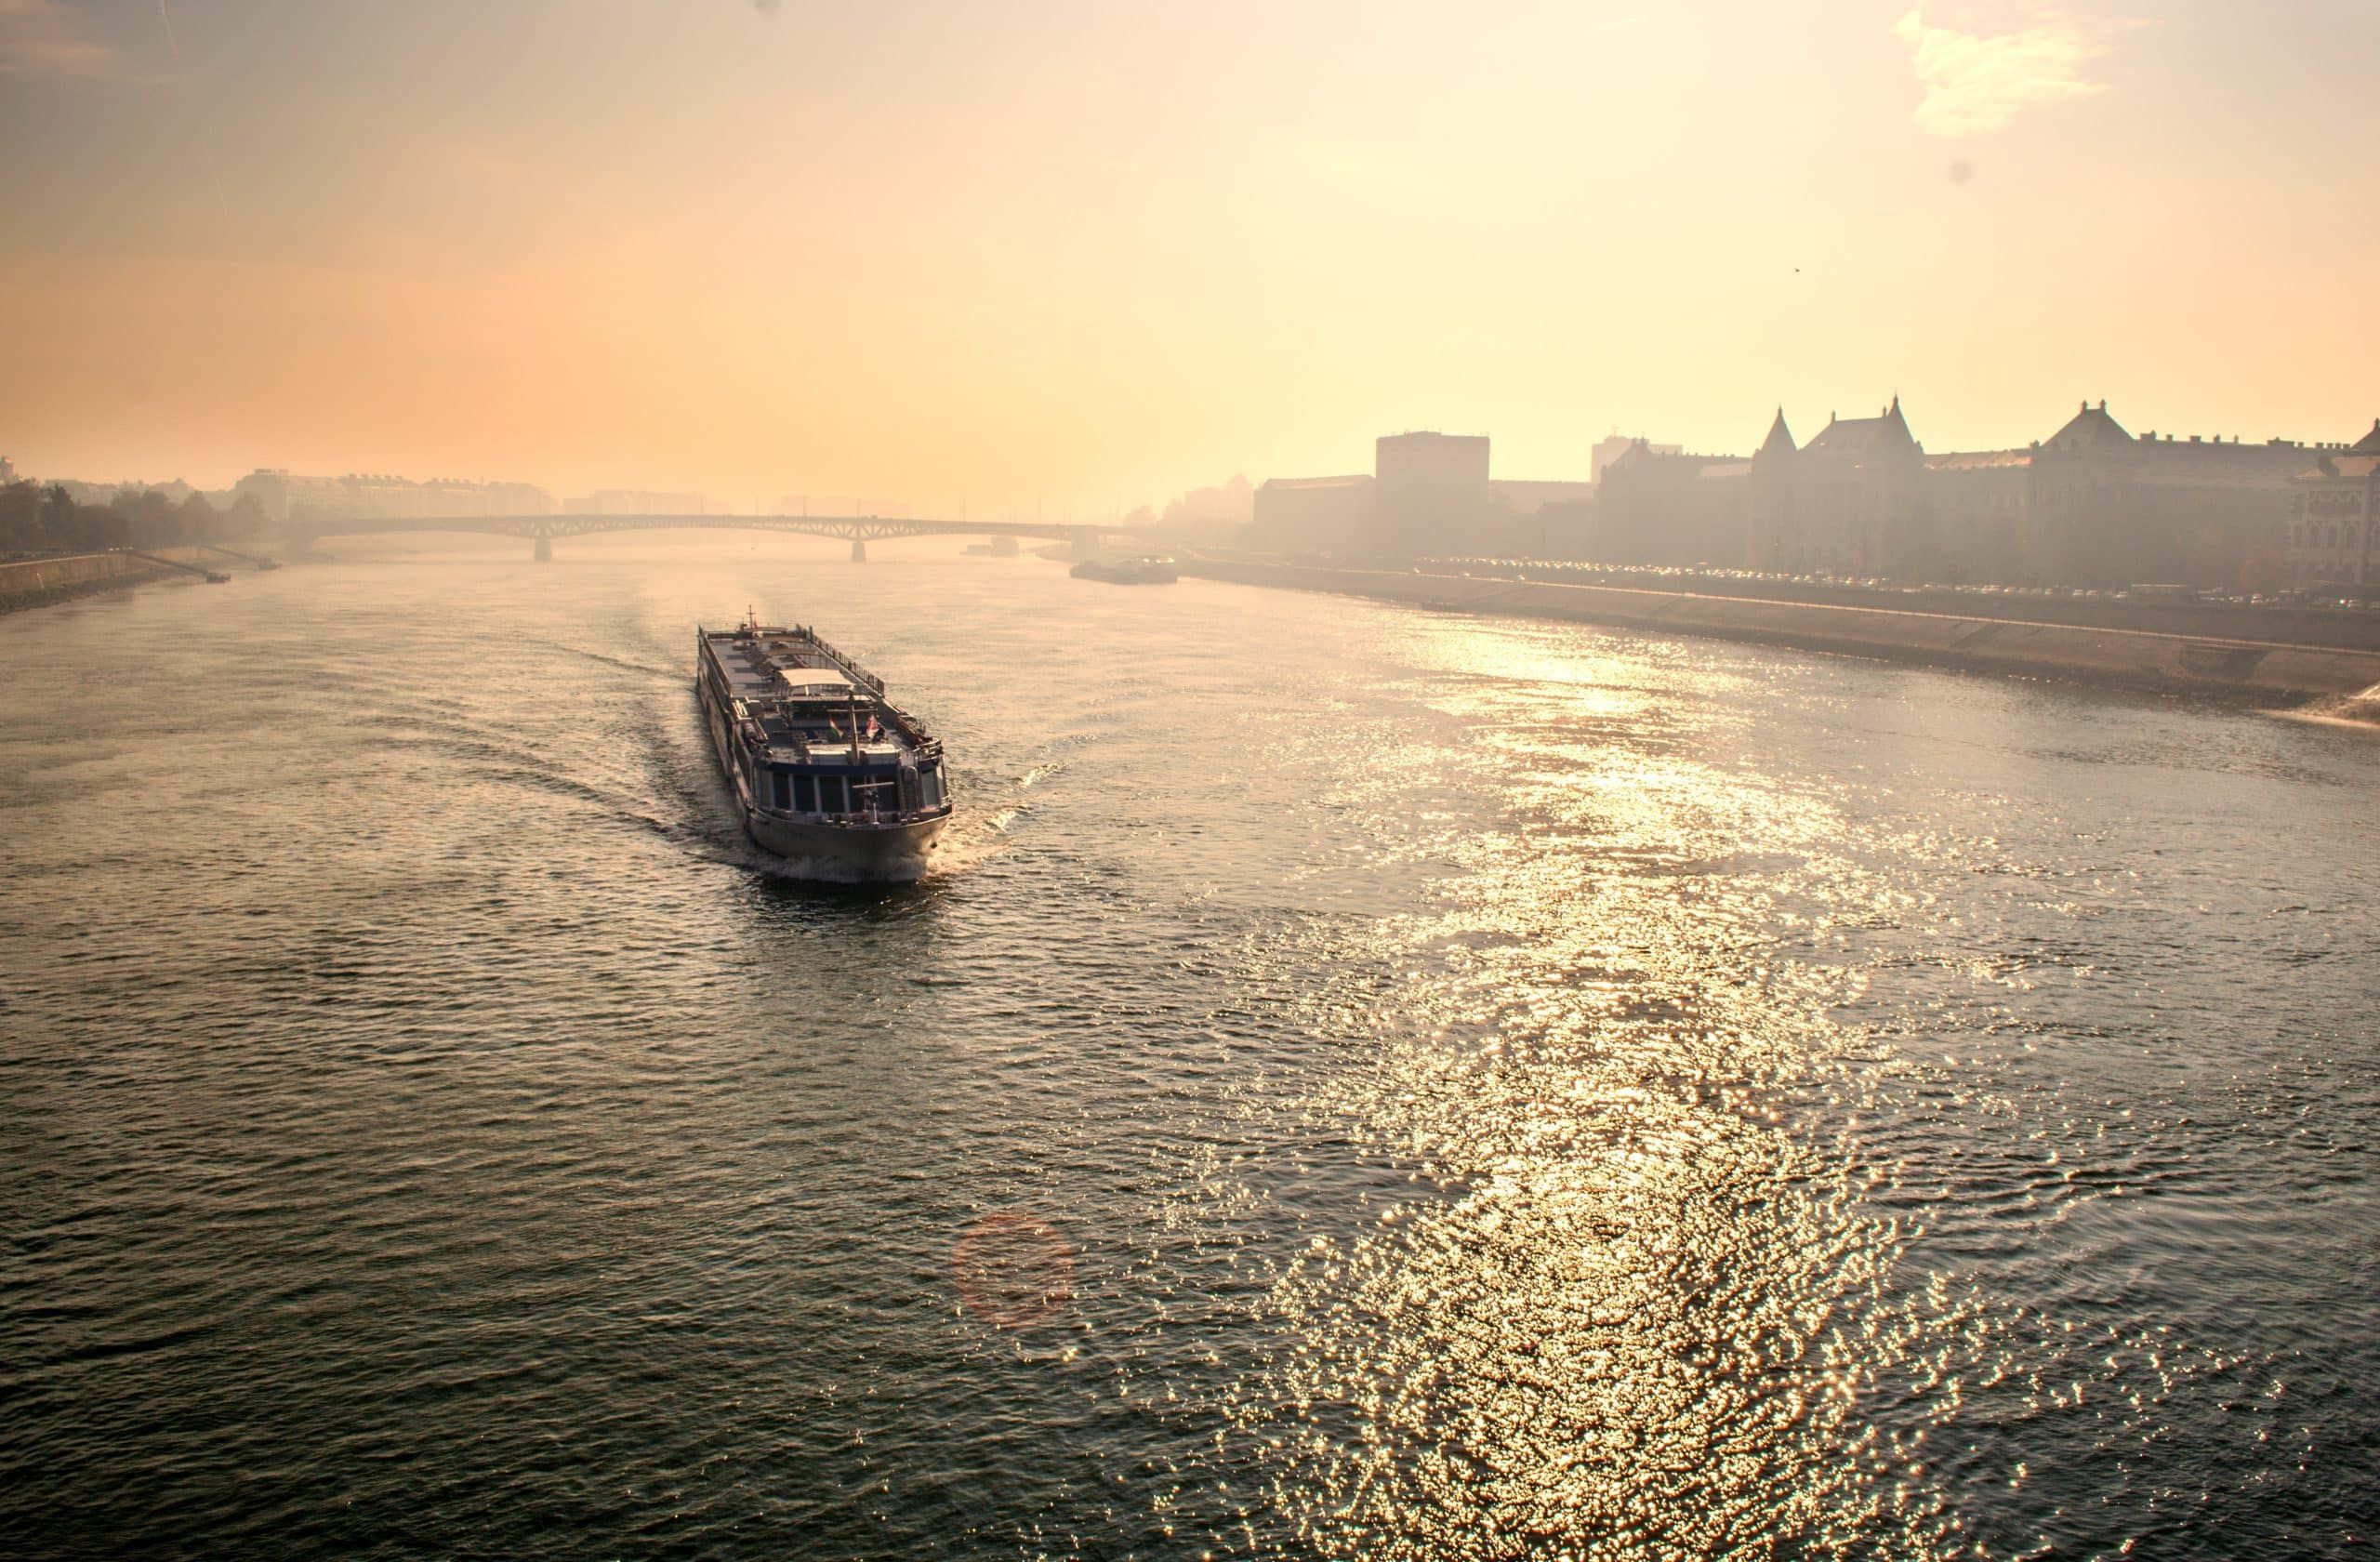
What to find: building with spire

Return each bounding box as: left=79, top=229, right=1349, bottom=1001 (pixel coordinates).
left=1250, top=400, right=2368, bottom=585
left=1746, top=398, right=1932, bottom=576
left=1745, top=409, right=1797, bottom=567
left=1604, top=396, right=2360, bottom=589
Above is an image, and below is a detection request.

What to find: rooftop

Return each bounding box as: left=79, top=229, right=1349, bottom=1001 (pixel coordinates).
left=1929, top=448, right=2032, bottom=470
left=1804, top=397, right=1918, bottom=457
left=2041, top=399, right=2132, bottom=450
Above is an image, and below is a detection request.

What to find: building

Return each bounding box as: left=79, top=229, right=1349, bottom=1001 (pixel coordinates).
left=1488, top=480, right=1596, bottom=516
left=2025, top=403, right=2320, bottom=590
left=1488, top=479, right=1597, bottom=558
left=1373, top=432, right=1492, bottom=556
left=235, top=470, right=553, bottom=524
left=1745, top=400, right=1932, bottom=576
left=1595, top=397, right=2362, bottom=589
left=1791, top=401, right=1931, bottom=576
left=1253, top=431, right=1578, bottom=558
left=569, top=489, right=713, bottom=515
left=1924, top=445, right=2032, bottom=582
left=1250, top=474, right=1373, bottom=555
left=1592, top=434, right=1678, bottom=483
left=1597, top=440, right=1750, bottom=565
left=2287, top=419, right=2380, bottom=594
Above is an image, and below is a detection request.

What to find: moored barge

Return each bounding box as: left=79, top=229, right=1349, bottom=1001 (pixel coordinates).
left=1069, top=555, right=1179, bottom=585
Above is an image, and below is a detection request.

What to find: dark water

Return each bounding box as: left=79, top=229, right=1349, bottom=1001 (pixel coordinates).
left=3, top=536, right=2374, bottom=1560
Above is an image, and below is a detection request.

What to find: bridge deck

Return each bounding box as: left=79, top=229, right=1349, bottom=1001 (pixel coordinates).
left=284, top=512, right=1136, bottom=543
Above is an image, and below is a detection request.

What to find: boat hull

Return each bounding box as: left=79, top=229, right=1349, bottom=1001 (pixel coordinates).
left=1070, top=558, right=1179, bottom=584
left=741, top=809, right=946, bottom=883
left=698, top=668, right=950, bottom=883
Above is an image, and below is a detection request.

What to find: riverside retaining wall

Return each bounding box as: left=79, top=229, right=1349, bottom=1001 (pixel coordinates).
left=1181, top=560, right=2380, bottom=704
left=0, top=549, right=215, bottom=614
left=1486, top=574, right=2380, bottom=652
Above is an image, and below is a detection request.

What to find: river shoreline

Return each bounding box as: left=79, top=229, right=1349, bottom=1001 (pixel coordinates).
left=0, top=546, right=274, bottom=615
left=1180, top=557, right=2380, bottom=708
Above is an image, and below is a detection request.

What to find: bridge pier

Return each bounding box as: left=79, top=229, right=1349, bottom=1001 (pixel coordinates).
left=850, top=539, right=867, bottom=563
left=534, top=536, right=553, bottom=563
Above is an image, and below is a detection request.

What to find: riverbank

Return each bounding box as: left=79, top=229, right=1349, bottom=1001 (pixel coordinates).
left=0, top=547, right=266, bottom=614
left=1181, top=558, right=2380, bottom=706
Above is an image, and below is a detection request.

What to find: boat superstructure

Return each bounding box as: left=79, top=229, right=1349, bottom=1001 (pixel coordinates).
left=696, top=616, right=953, bottom=881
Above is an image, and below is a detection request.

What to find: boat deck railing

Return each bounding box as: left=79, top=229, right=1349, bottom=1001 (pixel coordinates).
left=713, top=622, right=944, bottom=760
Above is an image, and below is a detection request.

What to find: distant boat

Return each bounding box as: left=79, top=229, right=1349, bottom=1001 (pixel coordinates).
left=1070, top=555, right=1179, bottom=585
left=696, top=615, right=954, bottom=882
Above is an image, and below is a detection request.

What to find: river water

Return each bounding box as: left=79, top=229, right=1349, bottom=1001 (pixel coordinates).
left=3, top=536, right=2374, bottom=1559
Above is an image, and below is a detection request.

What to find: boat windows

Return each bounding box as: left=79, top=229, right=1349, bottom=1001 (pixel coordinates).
left=771, top=770, right=790, bottom=811
left=919, top=766, right=942, bottom=809
left=818, top=774, right=846, bottom=814
left=793, top=773, right=817, bottom=813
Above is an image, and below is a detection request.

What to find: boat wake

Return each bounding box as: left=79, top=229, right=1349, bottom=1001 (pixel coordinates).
left=2268, top=681, right=2380, bottom=730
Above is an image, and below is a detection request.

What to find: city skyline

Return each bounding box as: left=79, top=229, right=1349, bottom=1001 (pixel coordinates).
left=7, top=8, right=2380, bottom=1555
left=12, top=386, right=2375, bottom=527
left=4, top=1, right=2377, bottom=510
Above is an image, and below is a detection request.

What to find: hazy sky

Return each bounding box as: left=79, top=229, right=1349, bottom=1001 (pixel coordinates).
left=3, top=0, right=2374, bottom=514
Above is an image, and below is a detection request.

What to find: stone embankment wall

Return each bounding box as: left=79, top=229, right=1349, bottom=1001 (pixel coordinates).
left=1555, top=577, right=2380, bottom=653
left=1181, top=560, right=2380, bottom=703
left=0, top=549, right=210, bottom=614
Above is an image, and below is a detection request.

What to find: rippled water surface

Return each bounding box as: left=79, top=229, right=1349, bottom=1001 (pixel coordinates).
left=4, top=537, right=2375, bottom=1559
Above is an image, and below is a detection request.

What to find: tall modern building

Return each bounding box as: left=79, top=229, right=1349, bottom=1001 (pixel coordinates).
left=1372, top=432, right=1490, bottom=556
left=1252, top=430, right=1588, bottom=558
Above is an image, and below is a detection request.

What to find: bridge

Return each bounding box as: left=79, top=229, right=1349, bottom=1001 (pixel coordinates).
left=282, top=512, right=1138, bottom=563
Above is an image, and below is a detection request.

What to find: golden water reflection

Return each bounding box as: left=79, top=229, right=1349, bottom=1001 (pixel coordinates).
left=1242, top=620, right=1978, bottom=1557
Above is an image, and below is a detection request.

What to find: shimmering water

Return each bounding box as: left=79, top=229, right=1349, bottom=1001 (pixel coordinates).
left=4, top=536, right=2375, bottom=1559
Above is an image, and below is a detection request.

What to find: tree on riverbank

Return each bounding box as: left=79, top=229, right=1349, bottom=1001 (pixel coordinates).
left=0, top=483, right=267, bottom=556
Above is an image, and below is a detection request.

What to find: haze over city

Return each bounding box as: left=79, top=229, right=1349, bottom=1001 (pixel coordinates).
left=7, top=7, right=2380, bottom=1561
left=5, top=0, right=2376, bottom=512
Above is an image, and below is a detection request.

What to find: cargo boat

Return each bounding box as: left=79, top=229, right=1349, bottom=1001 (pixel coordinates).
left=1069, top=555, right=1179, bottom=585
left=696, top=616, right=953, bottom=881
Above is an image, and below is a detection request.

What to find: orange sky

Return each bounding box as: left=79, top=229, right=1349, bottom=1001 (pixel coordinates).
left=2, top=0, right=2373, bottom=516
